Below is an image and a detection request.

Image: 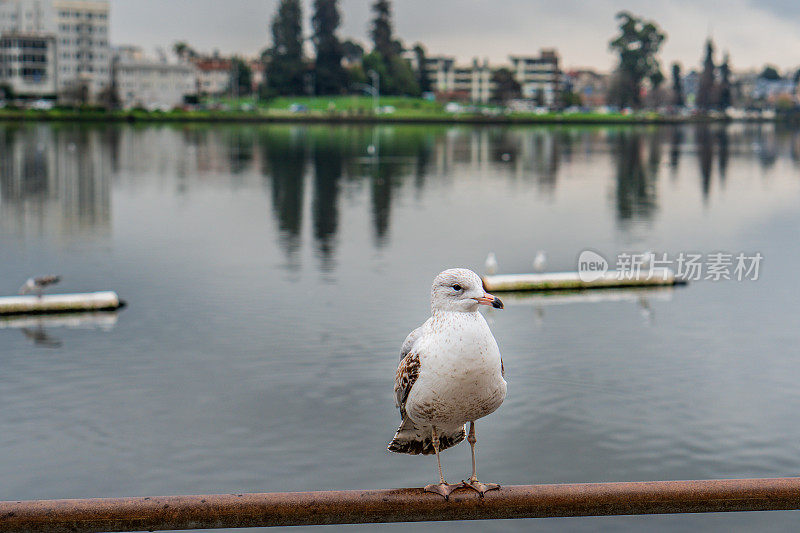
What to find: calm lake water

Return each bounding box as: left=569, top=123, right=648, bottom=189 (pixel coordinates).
left=1, top=121, right=800, bottom=532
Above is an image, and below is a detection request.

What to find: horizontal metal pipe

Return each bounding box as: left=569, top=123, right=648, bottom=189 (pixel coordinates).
left=3, top=478, right=800, bottom=532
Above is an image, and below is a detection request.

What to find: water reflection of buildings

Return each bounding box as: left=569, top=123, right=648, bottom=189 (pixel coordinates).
left=0, top=125, right=112, bottom=236
left=3, top=122, right=797, bottom=264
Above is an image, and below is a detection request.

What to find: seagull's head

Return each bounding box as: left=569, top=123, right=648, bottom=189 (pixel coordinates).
left=430, top=268, right=503, bottom=313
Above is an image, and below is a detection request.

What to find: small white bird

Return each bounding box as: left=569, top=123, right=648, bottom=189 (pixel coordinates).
left=19, top=275, right=61, bottom=297
left=533, top=250, right=547, bottom=273
left=641, top=250, right=655, bottom=270
left=484, top=252, right=498, bottom=275
left=389, top=268, right=506, bottom=499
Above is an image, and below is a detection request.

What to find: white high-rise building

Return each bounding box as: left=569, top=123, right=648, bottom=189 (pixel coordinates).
left=53, top=0, right=109, bottom=96
left=0, top=0, right=109, bottom=100
left=0, top=0, right=53, bottom=34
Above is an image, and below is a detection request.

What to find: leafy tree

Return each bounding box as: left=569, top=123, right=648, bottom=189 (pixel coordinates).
left=363, top=1, right=418, bottom=96
left=671, top=62, right=683, bottom=106
left=230, top=57, right=253, bottom=96
left=387, top=54, right=419, bottom=95
left=491, top=68, right=521, bottom=103
left=346, top=63, right=367, bottom=88
left=0, top=82, right=14, bottom=100
left=696, top=39, right=716, bottom=111
left=312, top=0, right=347, bottom=94
left=342, top=39, right=364, bottom=64
left=370, top=0, right=394, bottom=60
left=560, top=89, right=581, bottom=108
left=412, top=43, right=431, bottom=93
left=173, top=41, right=197, bottom=60
left=759, top=65, right=780, bottom=80
left=362, top=51, right=418, bottom=96
left=608, top=11, right=666, bottom=109
left=718, top=52, right=732, bottom=109
left=267, top=0, right=305, bottom=95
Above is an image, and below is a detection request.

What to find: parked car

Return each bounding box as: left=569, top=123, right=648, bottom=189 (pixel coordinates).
left=31, top=99, right=54, bottom=110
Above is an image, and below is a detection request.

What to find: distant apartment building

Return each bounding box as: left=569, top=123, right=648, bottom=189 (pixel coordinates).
left=0, top=32, right=56, bottom=96
left=192, top=55, right=231, bottom=96
left=424, top=55, right=493, bottom=103
left=53, top=0, right=110, bottom=97
left=564, top=69, right=608, bottom=107
left=113, top=45, right=197, bottom=110
left=510, top=49, right=561, bottom=105
left=0, top=0, right=56, bottom=97
left=0, top=0, right=109, bottom=100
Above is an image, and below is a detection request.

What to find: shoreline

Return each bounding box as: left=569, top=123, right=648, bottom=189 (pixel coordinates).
left=0, top=109, right=778, bottom=126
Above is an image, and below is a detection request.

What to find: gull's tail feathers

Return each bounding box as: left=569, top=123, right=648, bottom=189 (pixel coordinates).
left=387, top=417, right=465, bottom=455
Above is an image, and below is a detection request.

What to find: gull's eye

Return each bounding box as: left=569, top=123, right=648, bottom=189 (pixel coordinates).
left=452, top=284, right=462, bottom=291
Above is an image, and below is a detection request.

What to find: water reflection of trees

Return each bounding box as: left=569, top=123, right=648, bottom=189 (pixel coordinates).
left=260, top=128, right=306, bottom=260
left=2, top=121, right=796, bottom=262
left=613, top=131, right=659, bottom=223
left=311, top=130, right=343, bottom=268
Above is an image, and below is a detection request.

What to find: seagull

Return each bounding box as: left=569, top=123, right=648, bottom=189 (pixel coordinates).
left=641, top=250, right=655, bottom=270
left=533, top=250, right=547, bottom=273
left=389, top=268, right=506, bottom=500
left=484, top=252, right=498, bottom=275
left=19, top=275, right=61, bottom=297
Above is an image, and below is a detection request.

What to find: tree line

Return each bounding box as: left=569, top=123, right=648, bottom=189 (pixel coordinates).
left=175, top=3, right=798, bottom=109
left=265, top=0, right=423, bottom=97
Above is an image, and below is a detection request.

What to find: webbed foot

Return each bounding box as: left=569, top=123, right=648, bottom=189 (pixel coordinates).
left=461, top=478, right=500, bottom=497
left=423, top=482, right=464, bottom=500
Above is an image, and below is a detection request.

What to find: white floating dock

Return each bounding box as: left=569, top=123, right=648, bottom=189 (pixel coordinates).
left=483, top=268, right=683, bottom=292
left=500, top=286, right=675, bottom=307
left=0, top=291, right=124, bottom=315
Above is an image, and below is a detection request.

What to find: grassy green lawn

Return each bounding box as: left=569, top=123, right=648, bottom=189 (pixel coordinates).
left=208, top=95, right=447, bottom=115
left=0, top=96, right=693, bottom=123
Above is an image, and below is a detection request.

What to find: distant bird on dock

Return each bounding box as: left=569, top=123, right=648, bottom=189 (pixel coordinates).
left=389, top=268, right=506, bottom=500
left=19, top=275, right=61, bottom=297
left=533, top=250, right=547, bottom=272
left=484, top=252, right=498, bottom=275
left=641, top=250, right=655, bottom=270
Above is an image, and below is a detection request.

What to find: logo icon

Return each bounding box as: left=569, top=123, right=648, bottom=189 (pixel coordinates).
left=577, top=250, right=609, bottom=282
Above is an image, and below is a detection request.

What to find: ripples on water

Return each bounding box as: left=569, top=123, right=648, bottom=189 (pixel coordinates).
left=1, top=122, right=800, bottom=532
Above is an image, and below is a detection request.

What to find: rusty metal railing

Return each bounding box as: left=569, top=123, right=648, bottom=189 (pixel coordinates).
left=3, top=478, right=800, bottom=532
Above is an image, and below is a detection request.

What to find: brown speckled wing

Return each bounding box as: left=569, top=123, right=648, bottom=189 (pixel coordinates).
left=501, top=357, right=505, bottom=378
left=394, top=350, right=421, bottom=418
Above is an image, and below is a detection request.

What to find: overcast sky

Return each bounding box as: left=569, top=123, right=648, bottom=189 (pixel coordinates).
left=110, top=1, right=800, bottom=73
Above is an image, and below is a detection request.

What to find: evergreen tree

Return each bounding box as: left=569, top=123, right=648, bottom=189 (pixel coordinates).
left=312, top=0, right=346, bottom=94
left=696, top=39, right=716, bottom=111
left=759, top=65, right=780, bottom=80
left=230, top=57, right=253, bottom=97
left=370, top=0, right=394, bottom=60
left=718, top=52, right=732, bottom=109
left=412, top=43, right=431, bottom=93
left=341, top=39, right=364, bottom=64
left=364, top=1, right=419, bottom=96
left=608, top=11, right=666, bottom=109
left=490, top=68, right=521, bottom=103
left=267, top=0, right=305, bottom=95
left=671, top=62, right=683, bottom=106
